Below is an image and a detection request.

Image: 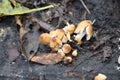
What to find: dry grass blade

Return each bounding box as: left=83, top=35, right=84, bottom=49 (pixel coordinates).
left=31, top=17, right=56, bottom=31
left=80, top=0, right=91, bottom=14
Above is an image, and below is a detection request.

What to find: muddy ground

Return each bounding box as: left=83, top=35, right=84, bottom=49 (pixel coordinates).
left=0, top=0, right=120, bottom=80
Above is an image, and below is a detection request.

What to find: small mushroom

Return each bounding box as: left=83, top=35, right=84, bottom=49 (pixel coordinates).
left=50, top=30, right=56, bottom=37
left=55, top=29, right=65, bottom=40
left=39, top=33, right=50, bottom=45
left=57, top=49, right=65, bottom=57
left=74, top=20, right=93, bottom=41
left=72, top=49, right=78, bottom=57
left=62, top=44, right=72, bottom=54
left=63, top=23, right=75, bottom=42
left=50, top=29, right=65, bottom=40
left=94, top=73, right=107, bottom=80
left=63, top=56, right=73, bottom=64
left=63, top=23, right=75, bottom=34
left=52, top=45, right=60, bottom=51
left=49, top=37, right=62, bottom=51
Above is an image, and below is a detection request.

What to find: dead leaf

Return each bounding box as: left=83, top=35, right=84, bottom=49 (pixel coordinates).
left=30, top=53, right=64, bottom=64
left=15, top=16, right=23, bottom=27
left=20, top=27, right=29, bottom=40
left=15, top=16, right=29, bottom=40
left=7, top=49, right=20, bottom=62
left=21, top=25, right=39, bottom=60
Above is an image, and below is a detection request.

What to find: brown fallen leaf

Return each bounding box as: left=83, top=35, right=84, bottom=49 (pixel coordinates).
left=30, top=53, right=64, bottom=64
left=21, top=26, right=40, bottom=60
left=7, top=49, right=20, bottom=62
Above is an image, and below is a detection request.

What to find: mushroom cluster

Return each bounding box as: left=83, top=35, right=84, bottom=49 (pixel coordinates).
left=39, top=20, right=93, bottom=64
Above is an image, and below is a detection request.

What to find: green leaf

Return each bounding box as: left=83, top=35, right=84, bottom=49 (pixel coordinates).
left=0, top=0, right=54, bottom=16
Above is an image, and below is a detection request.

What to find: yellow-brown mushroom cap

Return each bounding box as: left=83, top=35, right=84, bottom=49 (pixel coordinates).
left=49, top=37, right=62, bottom=50
left=50, top=29, right=65, bottom=40
left=94, top=73, right=107, bottom=80
left=72, top=49, right=78, bottom=57
left=62, top=44, right=72, bottom=54
left=57, top=49, right=65, bottom=57
left=74, top=20, right=92, bottom=33
left=63, top=24, right=76, bottom=34
left=63, top=56, right=73, bottom=64
left=39, top=33, right=50, bottom=45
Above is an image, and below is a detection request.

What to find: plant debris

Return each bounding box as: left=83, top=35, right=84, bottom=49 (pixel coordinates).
left=30, top=52, right=64, bottom=65
left=0, top=0, right=54, bottom=16
left=21, top=25, right=40, bottom=60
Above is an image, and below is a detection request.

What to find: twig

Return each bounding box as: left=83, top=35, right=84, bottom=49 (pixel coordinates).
left=92, top=19, right=96, bottom=24
left=80, top=0, right=91, bottom=14
left=31, top=17, right=56, bottom=32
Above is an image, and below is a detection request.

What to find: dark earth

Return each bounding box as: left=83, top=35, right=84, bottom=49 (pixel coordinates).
left=0, top=0, right=120, bottom=80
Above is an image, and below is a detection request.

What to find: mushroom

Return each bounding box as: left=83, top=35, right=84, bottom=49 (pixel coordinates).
left=94, top=73, right=107, bottom=80
left=39, top=33, right=50, bottom=45
left=63, top=22, right=75, bottom=34
left=63, top=56, right=73, bottom=64
left=63, top=23, right=76, bottom=42
left=74, top=20, right=93, bottom=43
left=55, top=29, right=65, bottom=40
left=72, top=49, right=78, bottom=57
left=57, top=49, right=65, bottom=57
left=50, top=29, right=65, bottom=40
left=49, top=37, right=62, bottom=51
left=48, top=29, right=65, bottom=51
left=62, top=44, right=72, bottom=54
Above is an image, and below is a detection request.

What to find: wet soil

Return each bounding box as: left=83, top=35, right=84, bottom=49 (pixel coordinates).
left=0, top=0, right=120, bottom=80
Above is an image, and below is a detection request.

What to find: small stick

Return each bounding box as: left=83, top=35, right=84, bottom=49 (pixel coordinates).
left=92, top=19, right=96, bottom=24
left=31, top=17, right=56, bottom=31
left=80, top=0, right=91, bottom=14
